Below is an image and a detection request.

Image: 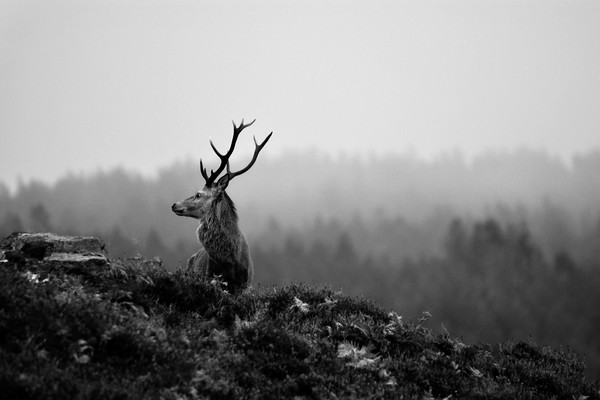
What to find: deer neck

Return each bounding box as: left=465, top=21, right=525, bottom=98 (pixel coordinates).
left=196, top=191, right=240, bottom=264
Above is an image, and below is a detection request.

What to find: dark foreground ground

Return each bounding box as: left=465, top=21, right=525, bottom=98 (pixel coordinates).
left=1, top=232, right=599, bottom=399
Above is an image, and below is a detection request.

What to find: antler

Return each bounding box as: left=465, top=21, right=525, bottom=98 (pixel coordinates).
left=200, top=119, right=272, bottom=187
left=224, top=131, right=273, bottom=181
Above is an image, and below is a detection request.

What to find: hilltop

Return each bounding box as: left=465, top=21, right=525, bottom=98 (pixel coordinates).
left=1, top=233, right=598, bottom=400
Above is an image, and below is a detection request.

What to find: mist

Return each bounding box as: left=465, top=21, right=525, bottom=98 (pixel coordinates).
left=2, top=0, right=600, bottom=190
left=2, top=0, right=600, bottom=380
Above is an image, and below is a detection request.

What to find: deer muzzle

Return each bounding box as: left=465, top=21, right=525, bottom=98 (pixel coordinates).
left=171, top=202, right=186, bottom=216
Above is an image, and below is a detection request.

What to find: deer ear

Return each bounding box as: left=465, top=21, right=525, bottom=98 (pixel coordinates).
left=215, top=174, right=230, bottom=191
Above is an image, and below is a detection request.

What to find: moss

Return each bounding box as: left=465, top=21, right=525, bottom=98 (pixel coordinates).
left=1, top=257, right=598, bottom=400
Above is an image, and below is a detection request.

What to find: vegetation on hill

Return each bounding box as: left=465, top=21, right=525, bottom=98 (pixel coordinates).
left=1, top=237, right=598, bottom=399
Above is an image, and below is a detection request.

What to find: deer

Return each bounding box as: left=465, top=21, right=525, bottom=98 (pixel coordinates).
left=171, top=119, right=272, bottom=292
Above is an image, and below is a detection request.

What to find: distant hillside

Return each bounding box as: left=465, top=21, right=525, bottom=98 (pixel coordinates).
left=1, top=233, right=598, bottom=399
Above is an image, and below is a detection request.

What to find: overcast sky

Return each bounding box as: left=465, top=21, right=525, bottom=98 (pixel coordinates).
left=1, top=0, right=599, bottom=191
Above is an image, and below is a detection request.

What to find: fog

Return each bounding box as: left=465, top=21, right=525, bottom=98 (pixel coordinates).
left=2, top=0, right=600, bottom=191
left=2, top=0, right=600, bottom=379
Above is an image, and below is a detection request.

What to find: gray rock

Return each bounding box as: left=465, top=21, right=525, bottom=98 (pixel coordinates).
left=1, top=232, right=106, bottom=255
left=0, top=232, right=109, bottom=275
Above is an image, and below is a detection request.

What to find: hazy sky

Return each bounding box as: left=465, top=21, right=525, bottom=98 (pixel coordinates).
left=1, top=0, right=599, bottom=191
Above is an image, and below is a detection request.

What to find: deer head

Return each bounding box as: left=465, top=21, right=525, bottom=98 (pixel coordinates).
left=171, top=119, right=272, bottom=220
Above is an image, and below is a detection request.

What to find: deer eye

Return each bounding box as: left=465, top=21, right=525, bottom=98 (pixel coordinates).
left=194, top=193, right=201, bottom=199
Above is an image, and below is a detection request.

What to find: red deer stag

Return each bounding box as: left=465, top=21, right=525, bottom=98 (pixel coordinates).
left=171, top=119, right=272, bottom=292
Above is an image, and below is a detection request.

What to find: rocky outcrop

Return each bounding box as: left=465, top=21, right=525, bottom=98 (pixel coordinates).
left=0, top=232, right=110, bottom=276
